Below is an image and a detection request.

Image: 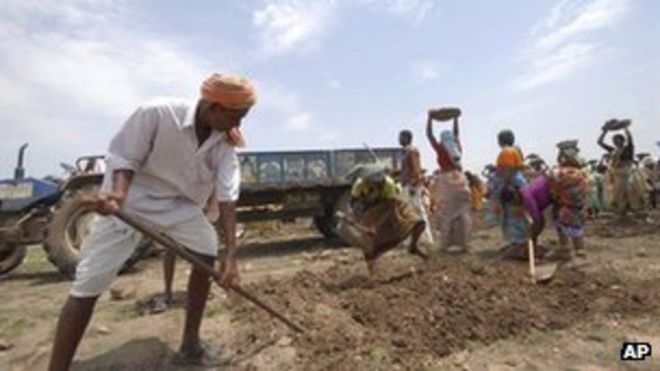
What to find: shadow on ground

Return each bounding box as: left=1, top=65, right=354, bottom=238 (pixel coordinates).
left=228, top=236, right=345, bottom=259
left=71, top=337, right=173, bottom=371
left=0, top=270, right=69, bottom=285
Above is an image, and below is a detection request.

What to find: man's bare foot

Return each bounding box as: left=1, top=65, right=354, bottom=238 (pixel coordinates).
left=173, top=340, right=231, bottom=367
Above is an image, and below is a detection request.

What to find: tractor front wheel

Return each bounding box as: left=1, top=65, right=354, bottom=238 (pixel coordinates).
left=0, top=245, right=27, bottom=276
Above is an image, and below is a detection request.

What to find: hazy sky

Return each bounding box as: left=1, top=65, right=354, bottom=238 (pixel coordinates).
left=1, top=0, right=659, bottom=178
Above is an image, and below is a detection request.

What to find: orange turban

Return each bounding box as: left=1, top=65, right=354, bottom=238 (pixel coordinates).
left=200, top=73, right=255, bottom=148
left=200, top=73, right=257, bottom=109
left=496, top=146, right=523, bottom=168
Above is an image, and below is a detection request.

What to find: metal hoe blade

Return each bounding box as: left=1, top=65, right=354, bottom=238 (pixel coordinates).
left=528, top=239, right=557, bottom=284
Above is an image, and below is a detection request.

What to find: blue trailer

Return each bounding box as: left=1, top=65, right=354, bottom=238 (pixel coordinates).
left=0, top=145, right=402, bottom=276
left=236, top=147, right=404, bottom=237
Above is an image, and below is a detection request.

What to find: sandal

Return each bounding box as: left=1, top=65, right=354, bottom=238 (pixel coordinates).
left=172, top=340, right=232, bottom=367
left=150, top=294, right=170, bottom=314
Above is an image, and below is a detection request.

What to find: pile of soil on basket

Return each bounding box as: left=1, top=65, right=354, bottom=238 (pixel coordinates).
left=227, top=257, right=660, bottom=370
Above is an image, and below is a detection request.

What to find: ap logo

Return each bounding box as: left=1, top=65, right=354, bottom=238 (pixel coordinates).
left=620, top=342, right=652, bottom=361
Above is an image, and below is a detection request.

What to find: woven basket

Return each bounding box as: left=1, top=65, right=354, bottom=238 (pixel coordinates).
left=557, top=140, right=578, bottom=150
left=602, top=119, right=630, bottom=131
left=429, top=107, right=461, bottom=121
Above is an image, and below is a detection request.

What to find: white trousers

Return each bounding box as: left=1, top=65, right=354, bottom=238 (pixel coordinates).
left=401, top=185, right=434, bottom=246
left=71, top=214, right=217, bottom=298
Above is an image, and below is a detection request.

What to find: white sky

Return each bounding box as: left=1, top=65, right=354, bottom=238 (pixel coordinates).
left=1, top=0, right=659, bottom=178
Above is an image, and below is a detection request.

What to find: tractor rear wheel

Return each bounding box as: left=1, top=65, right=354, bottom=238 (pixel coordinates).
left=44, top=190, right=151, bottom=279
left=0, top=245, right=27, bottom=276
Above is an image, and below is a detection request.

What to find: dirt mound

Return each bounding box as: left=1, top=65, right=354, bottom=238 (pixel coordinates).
left=228, top=257, right=660, bottom=370
left=586, top=215, right=659, bottom=238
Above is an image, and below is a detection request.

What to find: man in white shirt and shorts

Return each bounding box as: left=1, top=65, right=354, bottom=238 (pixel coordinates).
left=48, top=73, right=256, bottom=370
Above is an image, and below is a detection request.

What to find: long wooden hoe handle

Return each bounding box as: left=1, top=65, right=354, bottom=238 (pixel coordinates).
left=112, top=209, right=304, bottom=333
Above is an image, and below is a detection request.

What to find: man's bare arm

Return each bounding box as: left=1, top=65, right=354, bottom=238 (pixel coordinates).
left=87, top=169, right=134, bottom=215
left=218, top=202, right=237, bottom=259
left=216, top=201, right=240, bottom=287
left=411, top=149, right=422, bottom=187
left=112, top=170, right=134, bottom=200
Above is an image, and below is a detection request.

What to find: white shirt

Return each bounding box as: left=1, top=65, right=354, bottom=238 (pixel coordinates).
left=102, top=97, right=240, bottom=226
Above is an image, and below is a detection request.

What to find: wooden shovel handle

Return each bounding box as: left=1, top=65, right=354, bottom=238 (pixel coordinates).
left=112, top=210, right=304, bottom=333
left=528, top=239, right=537, bottom=285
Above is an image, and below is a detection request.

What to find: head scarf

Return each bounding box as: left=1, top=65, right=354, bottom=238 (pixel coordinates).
left=200, top=73, right=257, bottom=109
left=200, top=73, right=257, bottom=147
left=558, top=146, right=581, bottom=168
left=496, top=146, right=522, bottom=168
left=366, top=169, right=386, bottom=184
left=347, top=163, right=387, bottom=182
left=440, top=130, right=462, bottom=167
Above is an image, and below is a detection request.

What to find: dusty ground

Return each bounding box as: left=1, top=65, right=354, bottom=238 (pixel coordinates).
left=1, top=212, right=659, bottom=370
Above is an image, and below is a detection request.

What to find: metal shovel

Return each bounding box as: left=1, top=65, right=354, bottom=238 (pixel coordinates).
left=524, top=214, right=557, bottom=284
left=527, top=238, right=557, bottom=284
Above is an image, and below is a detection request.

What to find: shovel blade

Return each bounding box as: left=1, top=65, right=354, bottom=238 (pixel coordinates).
left=535, top=263, right=558, bottom=282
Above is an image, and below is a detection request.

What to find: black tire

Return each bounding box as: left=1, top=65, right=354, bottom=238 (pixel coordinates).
left=313, top=214, right=336, bottom=239
left=0, top=245, right=27, bottom=276
left=44, top=192, right=151, bottom=279
left=313, top=191, right=351, bottom=241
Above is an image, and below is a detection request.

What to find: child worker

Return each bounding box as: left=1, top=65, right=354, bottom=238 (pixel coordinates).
left=485, top=144, right=529, bottom=260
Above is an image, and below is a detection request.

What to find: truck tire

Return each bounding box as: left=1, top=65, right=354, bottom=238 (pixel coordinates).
left=313, top=214, right=336, bottom=239
left=44, top=192, right=152, bottom=279
left=313, top=191, right=351, bottom=241
left=0, top=245, right=27, bottom=276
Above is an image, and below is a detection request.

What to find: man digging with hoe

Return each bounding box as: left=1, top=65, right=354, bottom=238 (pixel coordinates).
left=48, top=73, right=256, bottom=370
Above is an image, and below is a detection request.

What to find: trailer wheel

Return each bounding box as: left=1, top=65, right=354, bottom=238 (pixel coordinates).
left=313, top=214, right=336, bottom=239
left=44, top=193, right=151, bottom=279
left=0, top=245, right=27, bottom=276
left=313, top=191, right=351, bottom=241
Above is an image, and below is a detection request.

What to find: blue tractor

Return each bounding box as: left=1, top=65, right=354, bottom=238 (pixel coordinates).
left=0, top=144, right=61, bottom=274
left=0, top=144, right=150, bottom=277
